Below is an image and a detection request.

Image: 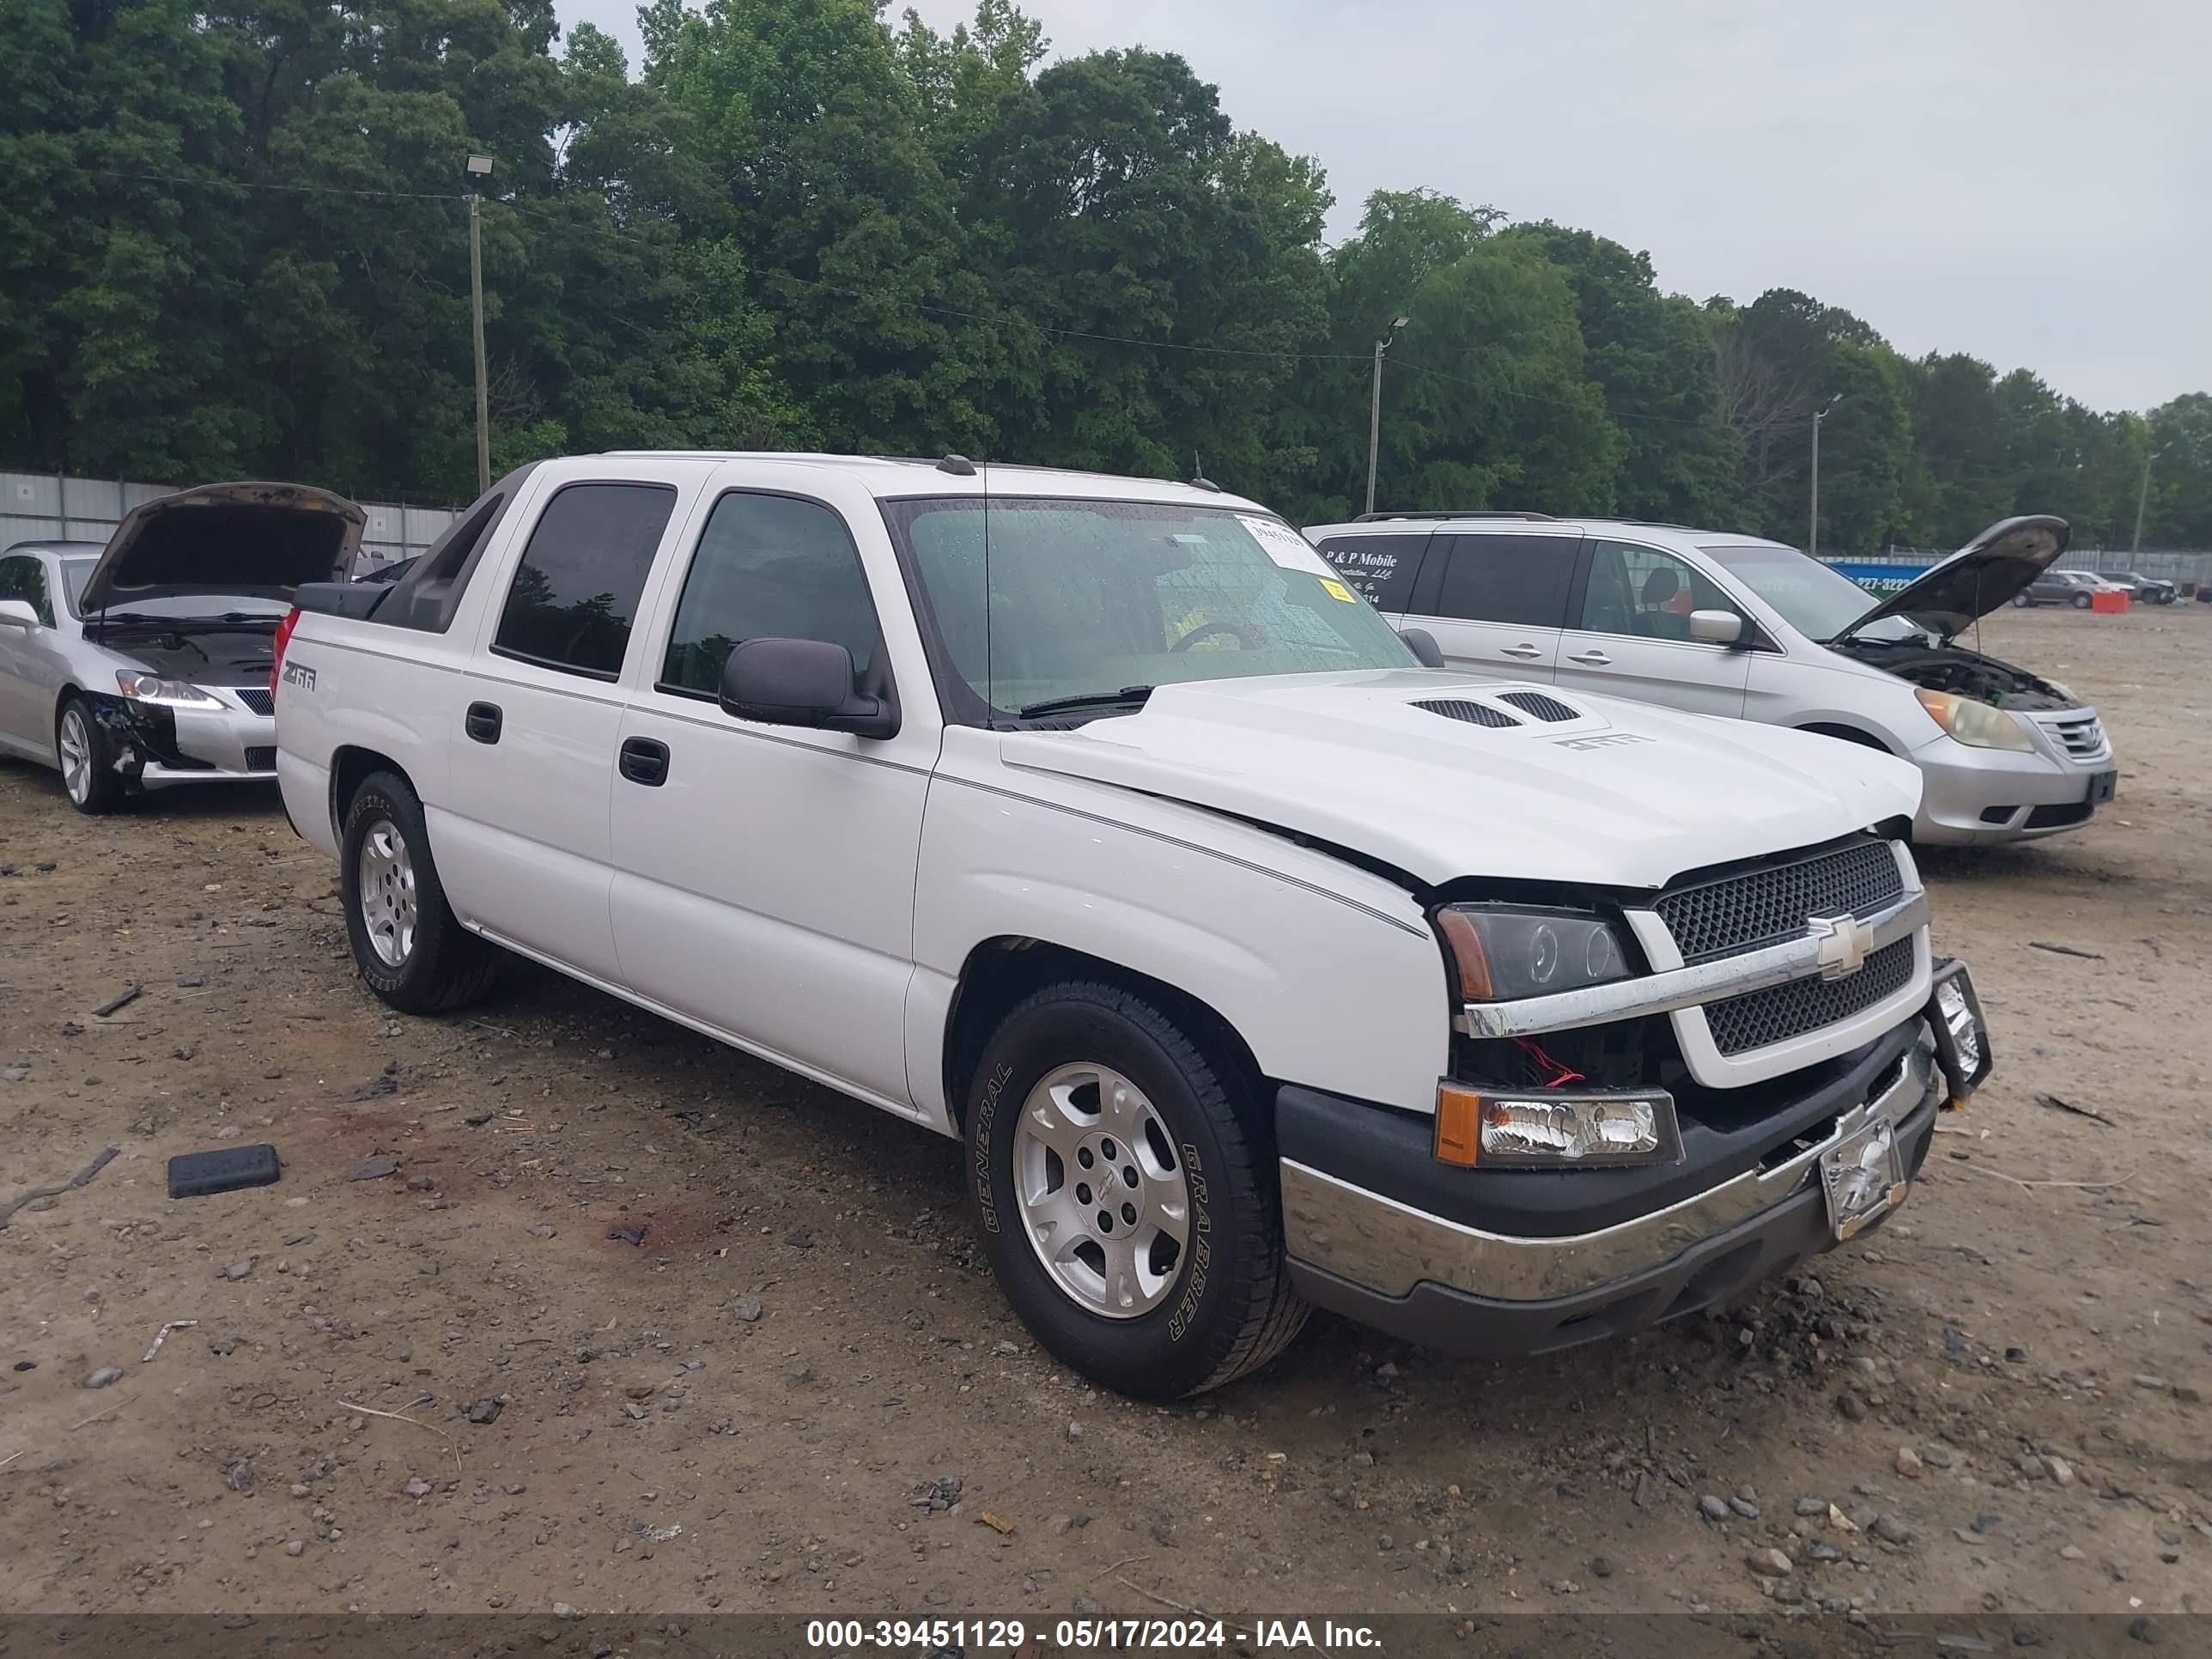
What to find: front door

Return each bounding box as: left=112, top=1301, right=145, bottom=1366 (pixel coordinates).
left=1553, top=539, right=1753, bottom=719
left=608, top=483, right=932, bottom=1110
left=435, top=478, right=682, bottom=980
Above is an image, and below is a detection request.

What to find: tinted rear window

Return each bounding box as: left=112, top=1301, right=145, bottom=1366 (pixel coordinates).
left=492, top=483, right=677, bottom=678
left=1314, top=532, right=1428, bottom=611
left=1431, top=533, right=1578, bottom=628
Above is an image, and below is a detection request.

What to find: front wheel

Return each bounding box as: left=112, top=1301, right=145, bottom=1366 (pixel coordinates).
left=340, top=770, right=499, bottom=1013
left=56, top=696, right=125, bottom=815
left=965, top=981, right=1307, bottom=1399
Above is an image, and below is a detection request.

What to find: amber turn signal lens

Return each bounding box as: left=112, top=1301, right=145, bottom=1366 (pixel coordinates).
left=1435, top=1082, right=1483, bottom=1166
left=1435, top=908, right=1494, bottom=1001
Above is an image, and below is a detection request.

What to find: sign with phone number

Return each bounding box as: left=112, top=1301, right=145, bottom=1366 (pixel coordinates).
left=1820, top=558, right=1936, bottom=596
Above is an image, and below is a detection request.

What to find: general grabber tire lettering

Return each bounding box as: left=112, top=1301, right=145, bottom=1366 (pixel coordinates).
left=340, top=770, right=499, bottom=1014
left=966, top=980, right=1309, bottom=1399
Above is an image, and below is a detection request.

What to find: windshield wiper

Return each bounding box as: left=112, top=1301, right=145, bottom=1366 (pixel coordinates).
left=1017, top=685, right=1157, bottom=720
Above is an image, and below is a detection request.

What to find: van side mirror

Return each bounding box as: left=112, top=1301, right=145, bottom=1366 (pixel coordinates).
left=0, top=599, right=40, bottom=629
left=1400, top=627, right=1446, bottom=669
left=719, top=637, right=900, bottom=739
left=1688, top=609, right=1747, bottom=647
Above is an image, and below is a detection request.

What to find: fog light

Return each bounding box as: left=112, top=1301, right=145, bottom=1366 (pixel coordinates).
left=1936, top=977, right=1979, bottom=1075
left=1927, top=959, right=1993, bottom=1109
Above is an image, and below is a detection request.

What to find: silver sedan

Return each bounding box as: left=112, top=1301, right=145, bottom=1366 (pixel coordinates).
left=0, top=483, right=363, bottom=813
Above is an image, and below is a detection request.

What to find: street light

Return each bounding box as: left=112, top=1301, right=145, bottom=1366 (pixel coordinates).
left=1809, top=392, right=1843, bottom=557
left=2132, top=441, right=2170, bottom=553
left=1364, top=316, right=1409, bottom=517
left=465, top=154, right=495, bottom=494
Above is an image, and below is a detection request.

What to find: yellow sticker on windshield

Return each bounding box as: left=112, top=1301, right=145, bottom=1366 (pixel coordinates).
left=1320, top=577, right=1358, bottom=604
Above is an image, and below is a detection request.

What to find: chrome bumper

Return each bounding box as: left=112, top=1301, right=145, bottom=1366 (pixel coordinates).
left=1457, top=889, right=1929, bottom=1041
left=1280, top=1031, right=1939, bottom=1304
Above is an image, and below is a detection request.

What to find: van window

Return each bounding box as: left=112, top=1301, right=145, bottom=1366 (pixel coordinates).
left=491, top=483, right=676, bottom=679
left=1314, top=532, right=1427, bottom=611
left=1431, top=533, right=1577, bottom=628
left=1578, top=541, right=1740, bottom=641
left=660, top=492, right=880, bottom=697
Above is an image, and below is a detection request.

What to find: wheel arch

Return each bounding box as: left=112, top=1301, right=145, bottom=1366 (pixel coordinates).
left=329, top=744, right=415, bottom=843
left=1796, top=720, right=1900, bottom=756
left=941, top=936, right=1267, bottom=1136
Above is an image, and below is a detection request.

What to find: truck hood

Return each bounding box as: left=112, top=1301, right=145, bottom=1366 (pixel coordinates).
left=77, top=482, right=367, bottom=613
left=1832, top=514, right=2069, bottom=644
left=999, top=672, right=1923, bottom=892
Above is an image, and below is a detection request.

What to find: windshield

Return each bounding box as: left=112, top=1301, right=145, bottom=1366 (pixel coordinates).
left=1698, top=543, right=1922, bottom=644
left=884, top=496, right=1417, bottom=721
left=59, top=556, right=96, bottom=617
left=87, top=592, right=291, bottom=623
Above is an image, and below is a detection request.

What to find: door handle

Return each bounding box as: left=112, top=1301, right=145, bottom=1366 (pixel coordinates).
left=1498, top=642, right=1544, bottom=660
left=465, top=702, right=502, bottom=744
left=1566, top=650, right=1613, bottom=666
left=617, top=736, right=670, bottom=787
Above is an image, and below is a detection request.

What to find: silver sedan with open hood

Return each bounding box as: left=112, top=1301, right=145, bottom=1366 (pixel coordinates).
left=0, top=481, right=364, bottom=812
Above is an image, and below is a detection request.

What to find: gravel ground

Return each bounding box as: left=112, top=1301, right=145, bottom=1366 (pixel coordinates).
left=0, top=604, right=2207, bottom=1628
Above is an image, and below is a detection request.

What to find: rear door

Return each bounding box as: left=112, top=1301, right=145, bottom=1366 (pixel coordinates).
left=1310, top=530, right=1432, bottom=617
left=607, top=473, right=934, bottom=1111
left=1400, top=530, right=1581, bottom=680
left=434, top=477, right=684, bottom=981
left=1552, top=538, right=1753, bottom=718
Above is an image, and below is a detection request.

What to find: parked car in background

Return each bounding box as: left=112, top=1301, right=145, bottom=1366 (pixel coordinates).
left=0, top=482, right=363, bottom=812
left=2015, top=568, right=2113, bottom=609
left=1305, top=511, right=2117, bottom=845
left=271, top=452, right=1991, bottom=1398
left=2099, top=570, right=2177, bottom=605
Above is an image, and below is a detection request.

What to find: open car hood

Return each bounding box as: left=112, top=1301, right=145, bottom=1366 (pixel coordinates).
left=1833, top=515, right=2069, bottom=643
left=77, top=482, right=366, bottom=613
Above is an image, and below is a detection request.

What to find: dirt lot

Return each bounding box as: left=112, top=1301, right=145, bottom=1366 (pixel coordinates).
left=1, top=605, right=2208, bottom=1631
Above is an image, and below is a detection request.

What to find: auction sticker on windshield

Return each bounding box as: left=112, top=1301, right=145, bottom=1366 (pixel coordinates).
left=1237, top=514, right=1335, bottom=579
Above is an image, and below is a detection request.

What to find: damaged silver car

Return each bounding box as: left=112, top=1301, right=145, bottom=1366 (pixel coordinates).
left=0, top=482, right=364, bottom=813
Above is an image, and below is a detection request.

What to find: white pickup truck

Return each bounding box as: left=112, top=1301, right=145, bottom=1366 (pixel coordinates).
left=273, top=453, right=1992, bottom=1398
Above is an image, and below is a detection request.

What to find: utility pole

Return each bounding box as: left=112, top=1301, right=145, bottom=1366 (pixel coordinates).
left=1364, top=316, right=1409, bottom=516
left=2131, top=441, right=2163, bottom=552
left=465, top=153, right=495, bottom=495
left=1808, top=392, right=1843, bottom=556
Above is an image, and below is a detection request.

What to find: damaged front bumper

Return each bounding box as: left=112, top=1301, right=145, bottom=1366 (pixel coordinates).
left=86, top=690, right=278, bottom=790
left=1276, top=973, right=1986, bottom=1359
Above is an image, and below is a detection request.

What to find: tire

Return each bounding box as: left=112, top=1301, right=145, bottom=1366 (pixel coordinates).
left=339, top=769, right=499, bottom=1013
left=56, top=696, right=125, bottom=815
left=2071, top=592, right=2093, bottom=610
left=2011, top=592, right=2032, bottom=608
left=964, top=980, right=1308, bottom=1399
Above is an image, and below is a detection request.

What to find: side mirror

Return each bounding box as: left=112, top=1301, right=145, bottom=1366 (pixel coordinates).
left=1400, top=626, right=1446, bottom=669
left=1688, top=609, right=1747, bottom=647
left=0, top=599, right=40, bottom=629
left=719, top=637, right=899, bottom=740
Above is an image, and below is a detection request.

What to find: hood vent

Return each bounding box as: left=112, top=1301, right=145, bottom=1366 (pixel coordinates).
left=1412, top=698, right=1522, bottom=728
left=1498, top=690, right=1579, bottom=723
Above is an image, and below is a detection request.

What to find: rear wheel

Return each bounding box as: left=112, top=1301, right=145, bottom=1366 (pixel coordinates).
left=965, top=980, right=1307, bottom=1399
left=2011, top=592, right=2033, bottom=609
left=340, top=770, right=498, bottom=1012
left=2071, top=592, right=2093, bottom=610
left=56, top=696, right=124, bottom=816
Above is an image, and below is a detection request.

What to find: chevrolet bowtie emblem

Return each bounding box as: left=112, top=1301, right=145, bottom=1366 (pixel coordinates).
left=1808, top=912, right=1876, bottom=979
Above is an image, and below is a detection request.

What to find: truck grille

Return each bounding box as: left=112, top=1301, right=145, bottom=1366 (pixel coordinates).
left=1705, top=938, right=1915, bottom=1055
left=2032, top=710, right=2109, bottom=763
left=1654, top=838, right=1905, bottom=964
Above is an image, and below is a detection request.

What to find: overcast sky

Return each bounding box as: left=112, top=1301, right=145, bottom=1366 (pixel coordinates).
left=565, top=0, right=2208, bottom=414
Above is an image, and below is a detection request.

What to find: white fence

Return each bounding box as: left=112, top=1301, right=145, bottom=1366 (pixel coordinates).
left=0, top=471, right=459, bottom=577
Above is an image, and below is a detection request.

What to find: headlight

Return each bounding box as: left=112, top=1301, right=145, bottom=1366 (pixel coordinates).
left=1915, top=688, right=2033, bottom=752
left=1435, top=1080, right=1682, bottom=1169
left=115, top=672, right=224, bottom=711
left=1436, top=904, right=1631, bottom=1001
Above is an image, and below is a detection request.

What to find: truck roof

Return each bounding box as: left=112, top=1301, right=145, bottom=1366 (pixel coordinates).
left=588, top=452, right=1266, bottom=512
